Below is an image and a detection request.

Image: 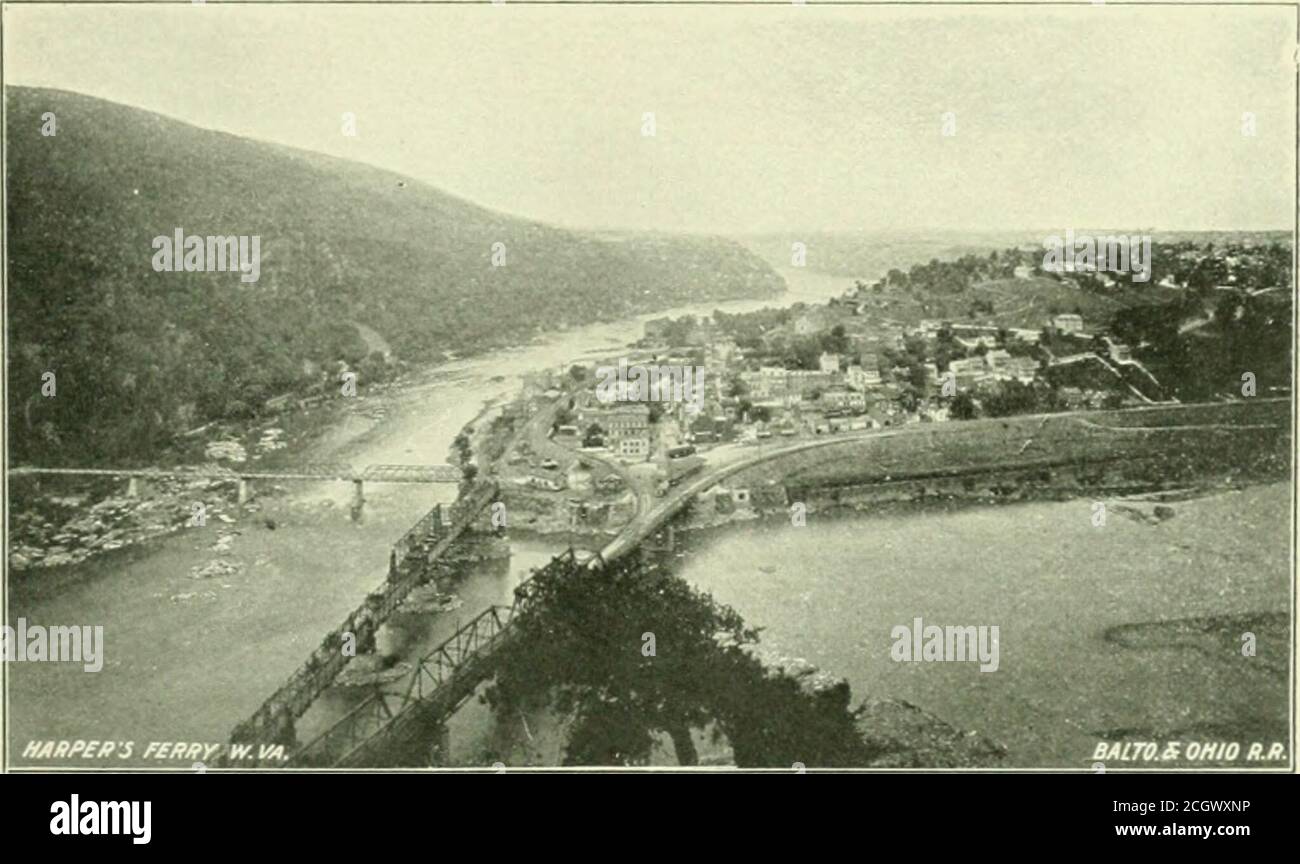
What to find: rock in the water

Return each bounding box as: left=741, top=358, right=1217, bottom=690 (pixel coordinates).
left=190, top=559, right=244, bottom=580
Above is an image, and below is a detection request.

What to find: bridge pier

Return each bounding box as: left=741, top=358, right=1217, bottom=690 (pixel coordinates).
left=126, top=477, right=140, bottom=499
left=269, top=707, right=298, bottom=749
left=237, top=478, right=251, bottom=505
left=350, top=480, right=365, bottom=521
left=643, top=523, right=674, bottom=553
left=427, top=724, right=451, bottom=767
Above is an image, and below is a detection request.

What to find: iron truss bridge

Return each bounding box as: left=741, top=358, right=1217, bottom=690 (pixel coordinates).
left=289, top=549, right=587, bottom=768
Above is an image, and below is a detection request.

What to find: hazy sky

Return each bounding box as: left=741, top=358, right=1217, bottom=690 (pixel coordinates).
left=5, top=3, right=1296, bottom=233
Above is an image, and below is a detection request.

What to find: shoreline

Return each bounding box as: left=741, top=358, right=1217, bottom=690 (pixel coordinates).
left=660, top=478, right=1290, bottom=768
left=6, top=384, right=400, bottom=577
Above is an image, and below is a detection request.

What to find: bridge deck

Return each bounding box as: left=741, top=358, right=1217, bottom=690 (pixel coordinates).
left=289, top=551, right=573, bottom=767
left=8, top=463, right=462, bottom=483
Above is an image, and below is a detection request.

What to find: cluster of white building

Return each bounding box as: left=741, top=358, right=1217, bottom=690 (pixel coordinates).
left=575, top=398, right=652, bottom=459
left=738, top=351, right=889, bottom=410
left=947, top=350, right=1040, bottom=389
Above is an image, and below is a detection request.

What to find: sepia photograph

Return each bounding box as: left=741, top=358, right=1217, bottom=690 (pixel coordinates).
left=1, top=0, right=1295, bottom=792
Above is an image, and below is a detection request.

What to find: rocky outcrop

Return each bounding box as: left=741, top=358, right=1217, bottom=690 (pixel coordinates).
left=740, top=644, right=1006, bottom=768
left=9, top=476, right=242, bottom=571
left=853, top=698, right=1007, bottom=768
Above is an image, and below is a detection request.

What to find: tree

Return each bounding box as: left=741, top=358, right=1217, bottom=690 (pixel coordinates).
left=358, top=350, right=390, bottom=385
left=1214, top=293, right=1242, bottom=329
left=822, top=324, right=850, bottom=356
left=485, top=554, right=869, bottom=767
left=452, top=431, right=472, bottom=464
left=950, top=391, right=978, bottom=420
left=981, top=379, right=1040, bottom=418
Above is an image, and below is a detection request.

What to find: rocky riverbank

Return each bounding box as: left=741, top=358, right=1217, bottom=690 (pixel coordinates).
left=7, top=373, right=424, bottom=575
left=743, top=645, right=1007, bottom=768
left=666, top=456, right=1266, bottom=541
left=9, top=475, right=246, bottom=572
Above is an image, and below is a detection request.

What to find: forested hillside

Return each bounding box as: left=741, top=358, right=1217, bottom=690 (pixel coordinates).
left=6, top=87, right=783, bottom=464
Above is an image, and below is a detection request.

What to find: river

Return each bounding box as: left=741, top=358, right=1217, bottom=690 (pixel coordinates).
left=7, top=266, right=856, bottom=768
left=674, top=487, right=1291, bottom=767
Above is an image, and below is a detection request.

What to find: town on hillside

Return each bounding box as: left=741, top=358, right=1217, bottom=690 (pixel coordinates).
left=509, top=239, right=1292, bottom=488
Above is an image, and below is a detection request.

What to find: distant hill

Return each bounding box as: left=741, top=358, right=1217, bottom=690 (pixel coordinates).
left=853, top=275, right=1183, bottom=331
left=739, top=231, right=999, bottom=282
left=5, top=86, right=783, bottom=464
left=740, top=229, right=1292, bottom=284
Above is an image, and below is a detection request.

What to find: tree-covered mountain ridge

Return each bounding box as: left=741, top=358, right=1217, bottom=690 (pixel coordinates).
left=6, top=86, right=784, bottom=463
